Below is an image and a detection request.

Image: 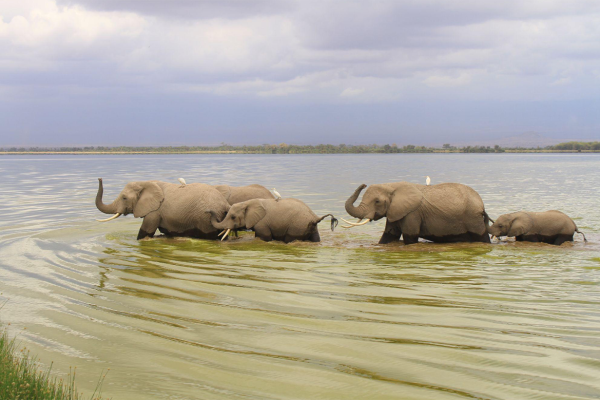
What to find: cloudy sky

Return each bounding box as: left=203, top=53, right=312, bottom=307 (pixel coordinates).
left=1, top=0, right=599, bottom=146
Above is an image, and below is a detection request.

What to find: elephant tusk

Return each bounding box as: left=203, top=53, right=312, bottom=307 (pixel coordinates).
left=341, top=225, right=355, bottom=229
left=341, top=218, right=371, bottom=227
left=96, top=213, right=121, bottom=222
left=340, top=218, right=370, bottom=226
left=218, top=229, right=228, bottom=237
left=220, top=229, right=231, bottom=241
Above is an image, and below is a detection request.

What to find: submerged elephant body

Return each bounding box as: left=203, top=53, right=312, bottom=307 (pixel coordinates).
left=345, top=182, right=491, bottom=245
left=213, top=184, right=275, bottom=205
left=488, top=210, right=585, bottom=245
left=210, top=198, right=337, bottom=243
left=96, top=179, right=230, bottom=240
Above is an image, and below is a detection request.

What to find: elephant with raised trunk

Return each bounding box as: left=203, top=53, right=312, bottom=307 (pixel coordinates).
left=488, top=210, right=586, bottom=245
left=344, top=182, right=491, bottom=245
left=95, top=178, right=230, bottom=240
left=208, top=198, right=338, bottom=243
left=213, top=184, right=275, bottom=205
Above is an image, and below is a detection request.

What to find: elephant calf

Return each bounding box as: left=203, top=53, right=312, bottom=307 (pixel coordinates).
left=488, top=210, right=586, bottom=245
left=208, top=198, right=338, bottom=243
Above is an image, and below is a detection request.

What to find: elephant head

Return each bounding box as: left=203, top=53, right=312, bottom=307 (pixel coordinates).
left=207, top=199, right=266, bottom=239
left=96, top=178, right=164, bottom=222
left=488, top=212, right=533, bottom=237
left=344, top=183, right=423, bottom=225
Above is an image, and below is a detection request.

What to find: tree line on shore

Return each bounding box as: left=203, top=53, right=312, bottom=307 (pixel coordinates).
left=1, top=141, right=599, bottom=154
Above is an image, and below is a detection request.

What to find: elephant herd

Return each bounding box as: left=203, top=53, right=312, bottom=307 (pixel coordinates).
left=95, top=178, right=586, bottom=246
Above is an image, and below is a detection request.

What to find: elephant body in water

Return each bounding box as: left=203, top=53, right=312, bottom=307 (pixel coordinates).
left=95, top=178, right=230, bottom=240
left=209, top=198, right=338, bottom=243
left=488, top=210, right=586, bottom=245
left=213, top=184, right=275, bottom=205
left=344, top=182, right=491, bottom=245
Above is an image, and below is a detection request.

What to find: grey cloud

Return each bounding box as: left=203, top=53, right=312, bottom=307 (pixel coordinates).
left=57, top=0, right=296, bottom=19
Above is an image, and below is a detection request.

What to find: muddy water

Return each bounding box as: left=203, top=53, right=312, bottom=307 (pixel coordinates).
left=0, top=154, right=599, bottom=400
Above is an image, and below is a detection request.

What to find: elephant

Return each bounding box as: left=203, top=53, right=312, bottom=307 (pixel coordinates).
left=213, top=184, right=275, bottom=205
left=344, top=182, right=492, bottom=245
left=488, top=210, right=587, bottom=245
left=207, top=198, right=338, bottom=243
left=95, top=178, right=230, bottom=240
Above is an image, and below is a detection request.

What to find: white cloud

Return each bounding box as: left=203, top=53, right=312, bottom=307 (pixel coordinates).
left=1, top=0, right=600, bottom=104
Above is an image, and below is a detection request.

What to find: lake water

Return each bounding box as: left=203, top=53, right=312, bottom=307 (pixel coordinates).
left=0, top=154, right=599, bottom=400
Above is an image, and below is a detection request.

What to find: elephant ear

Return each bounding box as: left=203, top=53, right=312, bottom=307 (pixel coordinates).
left=214, top=185, right=232, bottom=201
left=244, top=202, right=267, bottom=229
left=133, top=182, right=164, bottom=218
left=387, top=183, right=423, bottom=222
left=507, top=213, right=533, bottom=237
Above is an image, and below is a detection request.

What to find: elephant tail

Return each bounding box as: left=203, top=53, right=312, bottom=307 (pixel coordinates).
left=315, top=214, right=339, bottom=231
left=576, top=229, right=588, bottom=242
left=483, top=210, right=494, bottom=226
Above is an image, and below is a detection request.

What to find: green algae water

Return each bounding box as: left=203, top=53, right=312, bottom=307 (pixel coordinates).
left=1, top=154, right=599, bottom=400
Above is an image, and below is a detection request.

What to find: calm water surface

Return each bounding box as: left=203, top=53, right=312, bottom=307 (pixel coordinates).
left=0, top=154, right=599, bottom=400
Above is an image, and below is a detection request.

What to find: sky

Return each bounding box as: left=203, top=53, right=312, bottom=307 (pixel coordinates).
left=1, top=0, right=600, bottom=146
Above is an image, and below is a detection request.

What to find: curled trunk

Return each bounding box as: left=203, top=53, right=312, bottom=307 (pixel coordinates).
left=95, top=178, right=118, bottom=214
left=208, top=211, right=229, bottom=230
left=345, top=184, right=367, bottom=219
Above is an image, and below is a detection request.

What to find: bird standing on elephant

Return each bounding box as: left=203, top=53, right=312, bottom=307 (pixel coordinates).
left=343, top=181, right=492, bottom=245
left=95, top=178, right=230, bottom=240
left=208, top=198, right=337, bottom=243
left=488, top=210, right=586, bottom=245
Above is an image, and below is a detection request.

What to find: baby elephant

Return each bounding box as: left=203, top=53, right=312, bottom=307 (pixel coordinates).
left=208, top=198, right=338, bottom=243
left=489, top=210, right=586, bottom=245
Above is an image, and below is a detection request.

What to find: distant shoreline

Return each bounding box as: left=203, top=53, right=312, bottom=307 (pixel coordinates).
left=2, top=150, right=600, bottom=155
left=1, top=141, right=599, bottom=154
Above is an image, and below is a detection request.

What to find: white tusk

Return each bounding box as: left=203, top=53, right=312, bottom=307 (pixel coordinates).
left=220, top=229, right=231, bottom=241
left=218, top=229, right=227, bottom=237
left=340, top=217, right=370, bottom=226
left=96, top=213, right=121, bottom=222
left=341, top=225, right=355, bottom=229
left=341, top=218, right=371, bottom=227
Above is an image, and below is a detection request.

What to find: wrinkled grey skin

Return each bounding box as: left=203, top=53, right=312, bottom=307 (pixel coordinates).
left=208, top=198, right=337, bottom=243
left=488, top=210, right=586, bottom=245
left=213, top=184, right=275, bottom=205
left=345, top=182, right=491, bottom=245
left=96, top=178, right=230, bottom=240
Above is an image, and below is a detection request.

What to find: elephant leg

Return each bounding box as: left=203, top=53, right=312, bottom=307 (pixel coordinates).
left=470, top=232, right=491, bottom=243
left=253, top=226, right=273, bottom=242
left=402, top=234, right=419, bottom=245
left=379, top=231, right=401, bottom=244
left=309, top=231, right=320, bottom=242
left=137, top=212, right=160, bottom=240
left=553, top=234, right=573, bottom=245
left=379, top=220, right=401, bottom=244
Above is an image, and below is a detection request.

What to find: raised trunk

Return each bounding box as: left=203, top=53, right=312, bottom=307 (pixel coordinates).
left=95, top=178, right=118, bottom=214
left=345, top=184, right=367, bottom=219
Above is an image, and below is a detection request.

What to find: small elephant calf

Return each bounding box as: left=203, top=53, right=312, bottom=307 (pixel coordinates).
left=208, top=198, right=338, bottom=243
left=488, top=210, right=586, bottom=245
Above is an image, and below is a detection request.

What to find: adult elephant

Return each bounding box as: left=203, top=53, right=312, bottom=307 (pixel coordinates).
left=344, top=182, right=492, bottom=245
left=95, top=178, right=230, bottom=240
left=213, top=184, right=275, bottom=205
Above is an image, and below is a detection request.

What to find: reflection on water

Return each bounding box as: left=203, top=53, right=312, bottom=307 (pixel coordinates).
left=0, top=154, right=600, bottom=400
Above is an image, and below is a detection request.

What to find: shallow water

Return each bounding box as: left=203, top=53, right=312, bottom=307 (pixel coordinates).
left=0, top=154, right=599, bottom=400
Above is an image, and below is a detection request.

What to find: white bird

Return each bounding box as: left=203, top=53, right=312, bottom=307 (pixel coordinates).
left=178, top=178, right=186, bottom=187
left=426, top=176, right=431, bottom=186
left=272, top=188, right=282, bottom=201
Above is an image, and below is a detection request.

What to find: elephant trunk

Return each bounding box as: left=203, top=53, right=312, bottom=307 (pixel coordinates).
left=95, top=178, right=118, bottom=215
left=345, top=184, right=367, bottom=219
left=208, top=211, right=228, bottom=230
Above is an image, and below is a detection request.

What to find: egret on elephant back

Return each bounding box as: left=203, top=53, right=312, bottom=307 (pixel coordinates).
left=343, top=181, right=492, bottom=245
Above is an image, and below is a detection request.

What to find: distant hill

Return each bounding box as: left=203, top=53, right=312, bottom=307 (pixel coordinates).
left=464, top=132, right=565, bottom=148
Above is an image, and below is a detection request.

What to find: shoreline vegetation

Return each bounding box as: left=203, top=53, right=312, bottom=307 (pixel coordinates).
left=1, top=141, right=599, bottom=155
left=0, top=325, right=109, bottom=400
